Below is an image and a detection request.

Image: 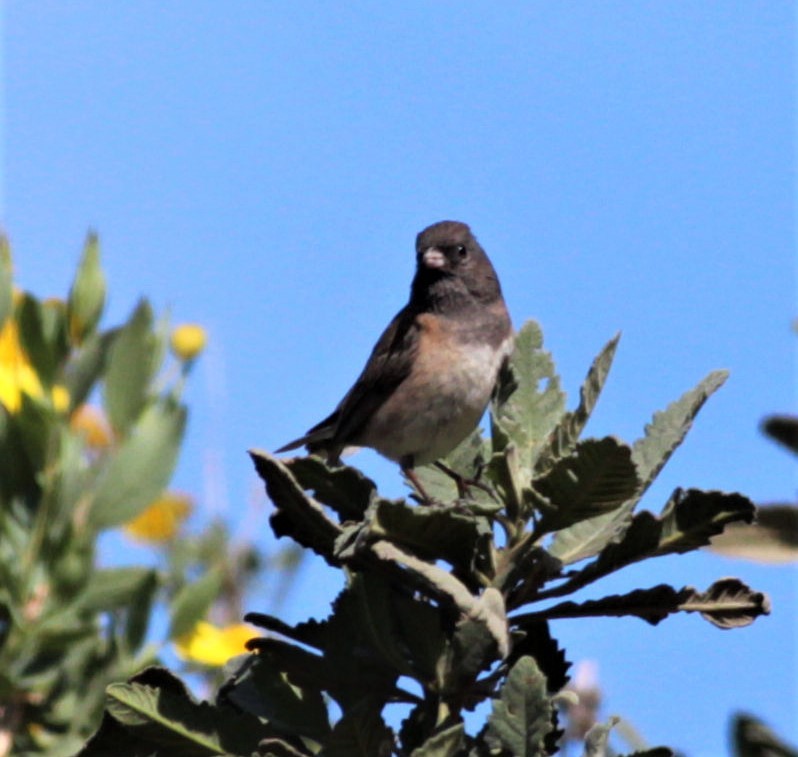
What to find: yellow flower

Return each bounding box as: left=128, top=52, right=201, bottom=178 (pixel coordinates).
left=174, top=621, right=255, bottom=666
left=0, top=316, right=45, bottom=413
left=51, top=385, right=70, bottom=413
left=71, top=404, right=113, bottom=449
left=123, top=492, right=193, bottom=543
left=170, top=323, right=207, bottom=361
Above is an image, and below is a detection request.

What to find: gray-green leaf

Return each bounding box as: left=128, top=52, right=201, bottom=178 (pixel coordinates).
left=485, top=655, right=552, bottom=756
left=89, top=400, right=186, bottom=529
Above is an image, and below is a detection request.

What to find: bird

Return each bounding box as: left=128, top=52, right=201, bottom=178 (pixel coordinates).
left=277, top=220, right=513, bottom=502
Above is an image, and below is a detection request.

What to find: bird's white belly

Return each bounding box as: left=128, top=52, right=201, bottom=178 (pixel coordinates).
left=360, top=336, right=513, bottom=465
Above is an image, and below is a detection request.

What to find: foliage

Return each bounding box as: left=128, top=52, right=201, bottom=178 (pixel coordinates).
left=709, top=413, right=798, bottom=563
left=0, top=234, right=270, bottom=755
left=80, top=321, right=770, bottom=756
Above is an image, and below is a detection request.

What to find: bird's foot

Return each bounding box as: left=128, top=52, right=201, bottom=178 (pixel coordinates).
left=433, top=461, right=499, bottom=502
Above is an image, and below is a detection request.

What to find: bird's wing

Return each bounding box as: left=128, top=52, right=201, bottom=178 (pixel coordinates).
left=316, top=304, right=420, bottom=447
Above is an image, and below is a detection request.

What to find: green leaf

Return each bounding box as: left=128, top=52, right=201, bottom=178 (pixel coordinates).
left=533, top=437, right=640, bottom=533
left=63, top=328, right=117, bottom=410
left=167, top=567, right=224, bottom=640
left=491, top=320, right=566, bottom=471
left=105, top=673, right=266, bottom=755
left=543, top=333, right=621, bottom=467
left=544, top=489, right=756, bottom=597
left=485, top=655, right=552, bottom=756
left=546, top=508, right=633, bottom=566
left=518, top=579, right=770, bottom=629
left=285, top=456, right=377, bottom=522
left=551, top=372, right=730, bottom=568
left=223, top=653, right=330, bottom=743
left=410, top=429, right=495, bottom=508
left=89, top=400, right=186, bottom=529
left=632, top=370, right=728, bottom=491
left=732, top=713, right=798, bottom=757
left=17, top=293, right=68, bottom=386
left=319, top=704, right=393, bottom=757
left=409, top=723, right=465, bottom=757
left=760, top=414, right=798, bottom=458
left=708, top=503, right=798, bottom=563
left=0, top=232, right=13, bottom=328
left=357, top=498, right=488, bottom=574
left=103, top=300, right=158, bottom=435
left=67, top=232, right=106, bottom=344
left=681, top=577, right=771, bottom=629
left=583, top=716, right=620, bottom=757
left=80, top=567, right=160, bottom=613
left=369, top=541, right=509, bottom=658
left=126, top=570, right=160, bottom=651
left=15, top=392, right=53, bottom=475
left=504, top=620, right=571, bottom=695
left=250, top=450, right=342, bottom=564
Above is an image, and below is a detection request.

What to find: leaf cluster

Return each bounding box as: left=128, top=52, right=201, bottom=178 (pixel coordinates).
left=0, top=235, right=210, bottom=754
left=83, top=321, right=769, bottom=756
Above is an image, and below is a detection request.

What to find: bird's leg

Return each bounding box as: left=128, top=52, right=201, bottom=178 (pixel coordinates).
left=401, top=456, right=435, bottom=504
left=434, top=460, right=497, bottom=501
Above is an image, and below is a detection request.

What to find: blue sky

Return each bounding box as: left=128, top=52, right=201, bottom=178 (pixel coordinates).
left=3, top=3, right=796, bottom=754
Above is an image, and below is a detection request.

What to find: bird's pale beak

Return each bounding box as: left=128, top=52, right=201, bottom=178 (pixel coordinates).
left=421, top=247, right=446, bottom=269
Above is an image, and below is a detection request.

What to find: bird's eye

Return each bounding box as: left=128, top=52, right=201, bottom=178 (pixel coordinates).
left=455, top=245, right=468, bottom=259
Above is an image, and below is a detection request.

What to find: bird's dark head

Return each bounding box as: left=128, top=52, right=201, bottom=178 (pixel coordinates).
left=412, top=221, right=502, bottom=309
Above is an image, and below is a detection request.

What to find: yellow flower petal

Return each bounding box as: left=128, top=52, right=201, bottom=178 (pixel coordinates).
left=123, top=492, right=193, bottom=543
left=51, top=385, right=70, bottom=413
left=170, top=323, right=207, bottom=361
left=0, top=317, right=45, bottom=412
left=174, top=621, right=255, bottom=666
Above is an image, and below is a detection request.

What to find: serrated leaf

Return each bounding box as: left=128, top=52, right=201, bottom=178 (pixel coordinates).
left=534, top=437, right=640, bottom=533
left=105, top=676, right=266, bottom=755
left=0, top=233, right=13, bottom=328
left=89, top=400, right=186, bottom=529
left=543, top=333, right=621, bottom=467
left=504, top=620, right=571, bottom=694
left=363, top=498, right=487, bottom=573
left=68, top=232, right=106, bottom=344
left=682, top=577, right=771, bottom=629
left=543, top=489, right=756, bottom=598
left=485, top=655, right=552, bottom=756
left=369, top=541, right=509, bottom=657
left=633, top=370, right=728, bottom=491
left=103, top=300, right=158, bottom=435
left=250, top=450, right=342, bottom=564
left=491, top=320, right=566, bottom=472
left=516, top=578, right=770, bottom=629
left=285, top=456, right=377, bottom=521
left=546, top=508, right=634, bottom=566
left=223, top=653, right=330, bottom=742
left=319, top=704, right=393, bottom=757
left=349, top=572, right=450, bottom=682
left=708, top=504, right=798, bottom=563
left=410, top=723, right=465, bottom=756
left=168, top=567, right=224, bottom=640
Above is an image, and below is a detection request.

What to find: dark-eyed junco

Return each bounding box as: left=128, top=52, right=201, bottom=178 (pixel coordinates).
left=277, top=220, right=513, bottom=501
